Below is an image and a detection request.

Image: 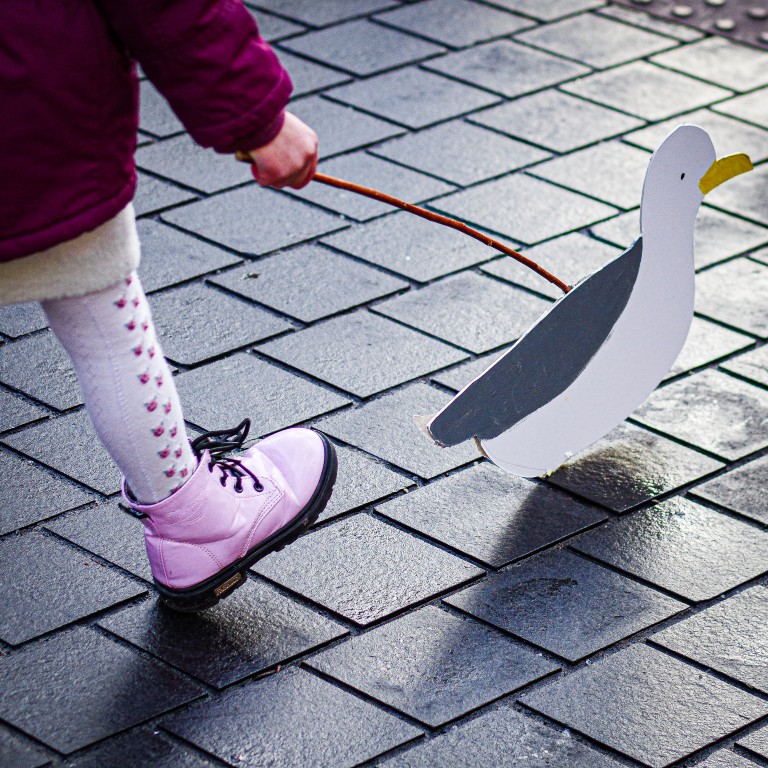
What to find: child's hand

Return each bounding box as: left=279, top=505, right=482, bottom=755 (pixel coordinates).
left=247, top=112, right=318, bottom=189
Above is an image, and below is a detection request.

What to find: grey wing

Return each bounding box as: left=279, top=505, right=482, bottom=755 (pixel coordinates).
left=429, top=237, right=644, bottom=446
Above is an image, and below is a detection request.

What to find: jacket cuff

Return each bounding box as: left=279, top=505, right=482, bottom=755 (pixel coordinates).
left=231, top=108, right=286, bottom=152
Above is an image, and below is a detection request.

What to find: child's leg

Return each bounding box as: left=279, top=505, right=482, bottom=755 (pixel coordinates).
left=41, top=272, right=196, bottom=503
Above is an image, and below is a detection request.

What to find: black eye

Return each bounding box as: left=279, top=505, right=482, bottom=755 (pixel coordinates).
left=680, top=173, right=686, bottom=180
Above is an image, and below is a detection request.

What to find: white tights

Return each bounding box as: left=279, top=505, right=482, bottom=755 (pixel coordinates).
left=42, top=272, right=197, bottom=504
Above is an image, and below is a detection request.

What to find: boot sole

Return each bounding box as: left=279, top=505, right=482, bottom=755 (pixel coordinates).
left=156, top=433, right=338, bottom=612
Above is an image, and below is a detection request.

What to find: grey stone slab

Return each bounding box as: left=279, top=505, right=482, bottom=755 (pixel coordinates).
left=0, top=303, right=48, bottom=338
left=597, top=4, right=704, bottom=40
left=259, top=310, right=466, bottom=397
left=276, top=50, right=352, bottom=96
left=138, top=81, right=183, bottom=138
left=384, top=703, right=623, bottom=768
left=739, top=724, right=768, bottom=760
left=308, top=605, right=557, bottom=727
left=562, top=61, right=732, bottom=121
left=286, top=152, right=454, bottom=222
left=255, top=513, right=483, bottom=625
left=45, top=501, right=153, bottom=582
left=431, top=351, right=503, bottom=391
left=375, top=271, right=552, bottom=353
left=2, top=410, right=122, bottom=494
left=625, top=108, right=768, bottom=163
left=250, top=0, right=398, bottom=27
left=280, top=19, right=445, bottom=76
left=652, top=37, right=768, bottom=93
left=448, top=549, right=685, bottom=661
left=175, top=352, right=349, bottom=433
left=247, top=7, right=306, bottom=41
left=749, top=244, right=768, bottom=268
left=165, top=666, right=420, bottom=768
left=549, top=422, right=723, bottom=512
left=318, top=444, right=412, bottom=524
left=0, top=451, right=94, bottom=536
left=149, top=282, right=290, bottom=366
left=667, top=316, right=752, bottom=379
left=0, top=388, right=47, bottom=433
left=481, top=232, right=622, bottom=299
left=136, top=219, right=242, bottom=294
left=376, top=0, right=532, bottom=47
left=431, top=173, right=618, bottom=244
left=290, top=95, right=404, bottom=159
left=521, top=643, right=768, bottom=768
left=328, top=67, right=500, bottom=129
left=517, top=12, right=675, bottom=68
left=572, top=497, right=768, bottom=602
left=318, top=383, right=480, bottom=478
left=695, top=752, right=762, bottom=768
left=714, top=86, right=768, bottom=129
left=469, top=89, right=645, bottom=153
left=0, top=626, right=203, bottom=754
left=653, top=584, right=768, bottom=694
left=636, top=369, right=768, bottom=460
left=529, top=141, right=651, bottom=209
left=692, top=455, right=768, bottom=526
left=210, top=245, right=407, bottom=322
left=423, top=40, right=590, bottom=98
left=134, top=171, right=197, bottom=217
left=0, top=331, right=80, bottom=410
left=485, top=0, right=605, bottom=20
left=323, top=210, right=500, bottom=282
left=100, top=580, right=346, bottom=688
left=0, top=724, right=50, bottom=768
left=0, top=532, right=145, bottom=645
left=162, top=185, right=346, bottom=256
left=371, top=120, right=550, bottom=186
left=136, top=134, right=253, bottom=194
left=379, top=463, right=605, bottom=568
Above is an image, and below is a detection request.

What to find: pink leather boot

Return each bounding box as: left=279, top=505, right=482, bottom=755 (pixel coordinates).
left=122, top=419, right=337, bottom=611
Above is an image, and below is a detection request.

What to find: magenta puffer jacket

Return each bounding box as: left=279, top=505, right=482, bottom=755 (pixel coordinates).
left=0, top=0, right=292, bottom=263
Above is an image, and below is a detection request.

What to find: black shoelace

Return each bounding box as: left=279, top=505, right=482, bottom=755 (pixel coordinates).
left=191, top=418, right=264, bottom=494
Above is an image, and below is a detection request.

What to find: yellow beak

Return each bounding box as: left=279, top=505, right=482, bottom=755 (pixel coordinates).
left=699, top=153, right=753, bottom=195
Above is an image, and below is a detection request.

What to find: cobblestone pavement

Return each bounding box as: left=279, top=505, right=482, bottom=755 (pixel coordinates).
left=2, top=2, right=768, bottom=766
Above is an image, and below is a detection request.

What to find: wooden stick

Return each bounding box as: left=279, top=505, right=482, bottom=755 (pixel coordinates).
left=234, top=151, right=570, bottom=294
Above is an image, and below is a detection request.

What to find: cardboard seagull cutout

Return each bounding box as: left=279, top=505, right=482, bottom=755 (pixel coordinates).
left=425, top=125, right=752, bottom=477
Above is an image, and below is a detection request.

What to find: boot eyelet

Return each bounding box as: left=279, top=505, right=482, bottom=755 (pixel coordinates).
left=235, top=483, right=243, bottom=493
left=254, top=482, right=264, bottom=493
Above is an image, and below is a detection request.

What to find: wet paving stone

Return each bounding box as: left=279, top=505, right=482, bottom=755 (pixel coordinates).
left=289, top=95, right=404, bottom=159
left=738, top=724, right=768, bottom=760
left=328, top=67, right=500, bottom=131
left=665, top=317, right=752, bottom=379
left=318, top=382, right=480, bottom=478
left=0, top=626, right=203, bottom=754
left=431, top=173, right=618, bottom=244
left=695, top=752, right=763, bottom=768
left=692, top=455, right=768, bottom=526
left=99, top=580, right=347, bottom=688
left=489, top=0, right=605, bottom=20
left=275, top=50, right=351, bottom=96
left=0, top=724, right=50, bottom=768
left=706, top=163, right=768, bottom=227
left=323, top=211, right=497, bottom=282
left=375, top=272, right=551, bottom=353
left=164, top=666, right=421, bottom=768
left=248, top=9, right=306, bottom=42
left=2, top=410, right=122, bottom=494
left=548, top=421, right=724, bottom=513
left=469, top=89, right=645, bottom=153
left=652, top=584, right=767, bottom=694
left=597, top=4, right=704, bottom=41
left=529, top=141, right=652, bottom=210
left=384, top=702, right=623, bottom=767
left=280, top=19, right=445, bottom=76
left=259, top=310, right=466, bottom=397
left=562, top=61, right=732, bottom=121
left=521, top=643, right=768, bottom=768
left=0, top=532, right=145, bottom=645
left=572, top=497, right=768, bottom=602
left=447, top=550, right=684, bottom=662
left=250, top=0, right=397, bottom=26
left=148, top=283, right=290, bottom=366
left=516, top=12, right=675, bottom=68
left=0, top=331, right=81, bottom=410
left=0, top=451, right=94, bottom=536
left=307, top=605, right=557, bottom=727
left=139, top=81, right=184, bottom=138
left=286, top=151, right=454, bottom=222
left=377, top=464, right=606, bottom=568
left=162, top=185, right=345, bottom=256
left=174, top=352, right=349, bottom=434
left=0, top=388, right=47, bottom=433
left=714, top=86, right=768, bottom=128
left=721, top=344, right=768, bottom=388
left=210, top=245, right=407, bottom=322
left=696, top=258, right=768, bottom=337
left=134, top=171, right=197, bottom=217
left=375, top=0, right=532, bottom=47
left=254, top=514, right=483, bottom=625
left=424, top=40, right=589, bottom=98
left=371, top=120, right=550, bottom=186
left=0, top=303, right=47, bottom=338
left=45, top=501, right=153, bottom=582
left=634, top=369, right=768, bottom=460
left=317, top=445, right=413, bottom=524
